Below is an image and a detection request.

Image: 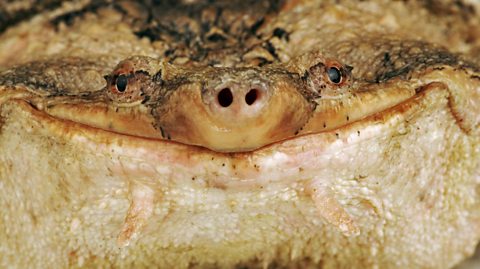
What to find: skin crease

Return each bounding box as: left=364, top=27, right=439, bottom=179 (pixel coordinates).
left=0, top=1, right=479, bottom=268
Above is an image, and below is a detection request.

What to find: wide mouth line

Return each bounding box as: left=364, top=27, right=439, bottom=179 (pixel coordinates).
left=26, top=87, right=427, bottom=155
left=4, top=76, right=437, bottom=157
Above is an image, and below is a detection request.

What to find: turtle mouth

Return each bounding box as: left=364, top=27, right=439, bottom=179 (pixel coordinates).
left=8, top=84, right=424, bottom=155
left=0, top=81, right=452, bottom=191
left=6, top=92, right=405, bottom=156
left=27, top=79, right=422, bottom=153
left=17, top=63, right=477, bottom=157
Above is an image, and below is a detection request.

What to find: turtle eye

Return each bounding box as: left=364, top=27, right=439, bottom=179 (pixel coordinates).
left=327, top=66, right=342, bottom=84
left=115, top=74, right=129, bottom=92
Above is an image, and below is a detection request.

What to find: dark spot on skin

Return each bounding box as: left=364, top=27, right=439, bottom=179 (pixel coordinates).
left=471, top=75, right=480, bottom=80
left=207, top=33, right=227, bottom=42
left=272, top=27, right=289, bottom=41
left=357, top=130, right=360, bottom=136
left=191, top=177, right=196, bottom=181
left=135, top=70, right=150, bottom=76
left=141, top=95, right=150, bottom=104
left=323, top=123, right=326, bottom=128
left=418, top=193, right=426, bottom=202
left=164, top=49, right=174, bottom=57
left=299, top=167, right=304, bottom=172
left=250, top=17, right=265, bottom=34
left=415, top=86, right=425, bottom=94
left=353, top=175, right=367, bottom=182
left=135, top=27, right=160, bottom=42
left=346, top=115, right=350, bottom=121
left=222, top=163, right=225, bottom=167
left=159, top=126, right=166, bottom=139
left=295, top=127, right=303, bottom=135
left=301, top=70, right=310, bottom=81
left=383, top=52, right=392, bottom=67
left=335, top=133, right=339, bottom=138
left=264, top=41, right=279, bottom=59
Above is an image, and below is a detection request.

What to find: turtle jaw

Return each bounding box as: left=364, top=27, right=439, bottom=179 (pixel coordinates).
left=27, top=80, right=418, bottom=153
left=4, top=63, right=479, bottom=157
left=0, top=79, right=459, bottom=177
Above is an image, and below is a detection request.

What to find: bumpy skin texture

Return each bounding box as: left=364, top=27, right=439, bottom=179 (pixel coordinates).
left=0, top=1, right=479, bottom=268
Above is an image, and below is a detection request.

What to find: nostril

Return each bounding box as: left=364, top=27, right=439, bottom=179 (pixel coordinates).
left=245, top=89, right=259, bottom=106
left=217, top=88, right=233, bottom=107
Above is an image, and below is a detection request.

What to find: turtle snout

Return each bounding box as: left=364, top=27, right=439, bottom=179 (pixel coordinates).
left=154, top=69, right=313, bottom=152
left=203, top=80, right=271, bottom=121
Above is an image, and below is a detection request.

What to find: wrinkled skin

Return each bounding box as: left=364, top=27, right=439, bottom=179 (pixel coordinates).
left=0, top=1, right=479, bottom=268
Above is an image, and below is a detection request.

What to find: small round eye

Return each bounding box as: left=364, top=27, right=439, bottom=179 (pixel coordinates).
left=327, top=67, right=342, bottom=84
left=115, top=75, right=128, bottom=92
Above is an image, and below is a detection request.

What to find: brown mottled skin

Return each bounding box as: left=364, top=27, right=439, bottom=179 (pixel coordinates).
left=0, top=1, right=479, bottom=268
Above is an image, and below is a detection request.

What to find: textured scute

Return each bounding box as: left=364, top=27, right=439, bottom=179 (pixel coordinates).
left=0, top=87, right=478, bottom=268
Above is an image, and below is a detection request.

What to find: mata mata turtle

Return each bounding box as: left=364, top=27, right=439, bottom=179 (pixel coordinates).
left=0, top=0, right=479, bottom=268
